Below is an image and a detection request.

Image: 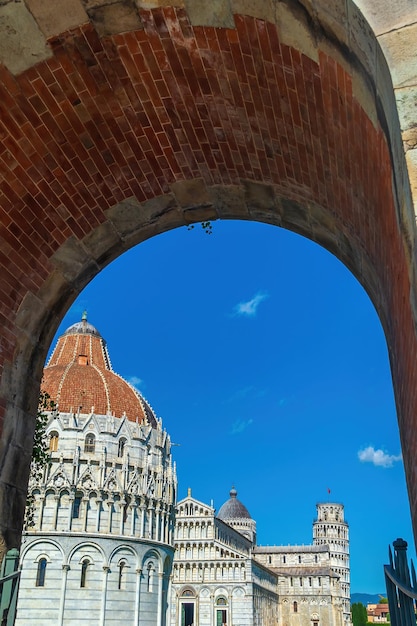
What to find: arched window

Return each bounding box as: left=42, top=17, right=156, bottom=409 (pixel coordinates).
left=118, top=561, right=126, bottom=590
left=123, top=501, right=129, bottom=523
left=147, top=562, right=155, bottom=592
left=49, top=431, right=59, bottom=452
left=293, top=601, right=298, bottom=613
left=118, top=437, right=127, bottom=457
left=80, top=559, right=90, bottom=588
left=84, top=433, right=95, bottom=453
left=36, top=558, right=47, bottom=587
left=72, top=495, right=82, bottom=519
left=216, top=596, right=228, bottom=626
left=181, top=589, right=196, bottom=626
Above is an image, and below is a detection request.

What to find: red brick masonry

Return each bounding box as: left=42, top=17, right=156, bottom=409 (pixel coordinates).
left=0, top=7, right=415, bottom=548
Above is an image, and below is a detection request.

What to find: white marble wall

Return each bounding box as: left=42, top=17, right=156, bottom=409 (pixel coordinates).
left=170, top=494, right=279, bottom=626
left=16, top=535, right=173, bottom=625
left=16, top=408, right=177, bottom=626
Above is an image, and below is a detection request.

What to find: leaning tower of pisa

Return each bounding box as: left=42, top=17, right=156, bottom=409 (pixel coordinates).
left=313, top=503, right=351, bottom=624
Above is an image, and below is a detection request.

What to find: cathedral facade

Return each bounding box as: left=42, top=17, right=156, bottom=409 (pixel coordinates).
left=171, top=489, right=278, bottom=626
left=175, top=490, right=350, bottom=626
left=16, top=317, right=351, bottom=626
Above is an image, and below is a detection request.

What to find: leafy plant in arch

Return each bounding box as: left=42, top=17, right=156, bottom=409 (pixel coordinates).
left=24, top=391, right=54, bottom=530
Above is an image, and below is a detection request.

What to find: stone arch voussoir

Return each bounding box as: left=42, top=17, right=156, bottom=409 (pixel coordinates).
left=0, top=0, right=417, bottom=556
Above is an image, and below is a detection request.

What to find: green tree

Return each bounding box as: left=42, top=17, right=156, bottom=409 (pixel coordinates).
left=187, top=221, right=213, bottom=234
left=24, top=391, right=54, bottom=529
left=352, top=603, right=368, bottom=626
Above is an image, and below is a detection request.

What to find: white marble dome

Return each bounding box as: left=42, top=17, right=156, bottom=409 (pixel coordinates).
left=16, top=316, right=177, bottom=626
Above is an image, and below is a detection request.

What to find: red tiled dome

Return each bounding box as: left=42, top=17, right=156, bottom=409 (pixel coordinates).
left=43, top=315, right=156, bottom=425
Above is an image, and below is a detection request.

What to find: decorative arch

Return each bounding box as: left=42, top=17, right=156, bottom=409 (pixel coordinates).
left=0, top=0, right=415, bottom=556
left=109, top=544, right=138, bottom=569
left=180, top=587, right=197, bottom=597
left=33, top=553, right=51, bottom=564
left=214, top=587, right=228, bottom=598
left=20, top=538, right=65, bottom=562
left=77, top=554, right=96, bottom=567
left=68, top=541, right=106, bottom=567
left=142, top=549, right=163, bottom=573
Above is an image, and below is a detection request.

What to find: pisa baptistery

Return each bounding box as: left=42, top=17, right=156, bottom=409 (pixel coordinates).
left=16, top=314, right=177, bottom=626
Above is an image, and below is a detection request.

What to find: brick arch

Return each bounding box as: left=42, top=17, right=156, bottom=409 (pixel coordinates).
left=0, top=1, right=416, bottom=553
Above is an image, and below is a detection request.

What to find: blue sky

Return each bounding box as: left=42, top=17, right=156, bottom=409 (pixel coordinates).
left=50, top=219, right=413, bottom=594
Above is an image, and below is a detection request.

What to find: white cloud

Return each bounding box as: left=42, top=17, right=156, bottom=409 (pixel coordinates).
left=127, top=375, right=144, bottom=391
left=233, top=292, right=269, bottom=317
left=358, top=446, right=402, bottom=468
left=231, top=418, right=254, bottom=434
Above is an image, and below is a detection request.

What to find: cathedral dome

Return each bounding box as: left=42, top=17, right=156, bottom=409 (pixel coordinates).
left=43, top=314, right=156, bottom=425
left=217, top=487, right=252, bottom=521
left=63, top=318, right=102, bottom=337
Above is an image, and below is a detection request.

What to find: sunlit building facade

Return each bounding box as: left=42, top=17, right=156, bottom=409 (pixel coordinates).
left=170, top=489, right=278, bottom=626
left=16, top=316, right=177, bottom=625
left=177, top=489, right=350, bottom=626
left=16, top=317, right=351, bottom=626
